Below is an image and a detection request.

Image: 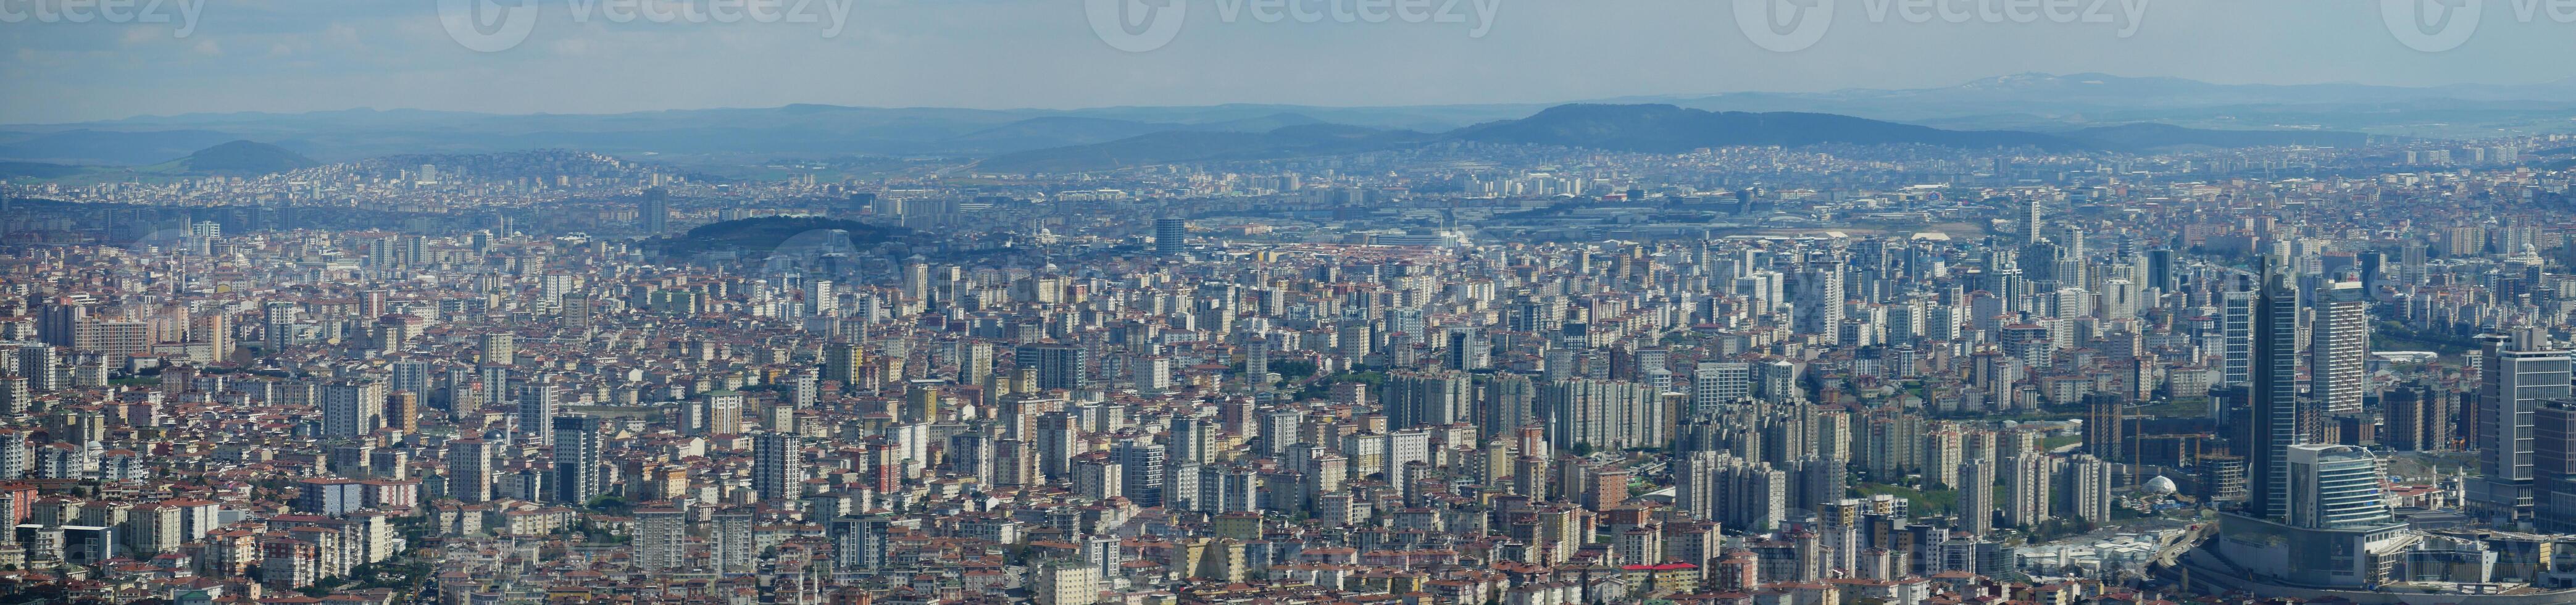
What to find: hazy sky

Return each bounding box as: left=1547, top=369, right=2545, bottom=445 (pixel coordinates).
left=4, top=0, right=2574, bottom=124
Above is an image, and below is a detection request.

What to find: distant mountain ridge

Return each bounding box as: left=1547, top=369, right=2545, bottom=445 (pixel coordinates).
left=1622, top=72, right=2576, bottom=117
left=148, top=140, right=317, bottom=175
left=0, top=106, right=2385, bottom=180
left=0, top=128, right=248, bottom=165
left=2, top=72, right=2535, bottom=167
left=972, top=104, right=2380, bottom=173
left=978, top=124, right=1436, bottom=173
left=1446, top=104, right=2078, bottom=152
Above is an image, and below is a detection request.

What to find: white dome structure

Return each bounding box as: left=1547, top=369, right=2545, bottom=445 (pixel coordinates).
left=2144, top=475, right=2178, bottom=495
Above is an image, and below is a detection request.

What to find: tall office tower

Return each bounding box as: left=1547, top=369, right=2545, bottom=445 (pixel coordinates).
left=36, top=299, right=85, bottom=348
left=1073, top=456, right=1124, bottom=501
left=1446, top=328, right=1490, bottom=371
left=1170, top=415, right=1214, bottom=466
left=357, top=289, right=389, bottom=320
left=389, top=361, right=430, bottom=399
left=1243, top=338, right=1272, bottom=390
left=2287, top=444, right=2394, bottom=530
left=2024, top=198, right=2044, bottom=243
left=1631, top=347, right=1672, bottom=391
left=1480, top=372, right=1538, bottom=440
left=517, top=380, right=557, bottom=446
left=640, top=186, right=670, bottom=235
left=12, top=344, right=57, bottom=393
left=712, top=508, right=755, bottom=573
left=478, top=364, right=509, bottom=410
left=823, top=341, right=864, bottom=387
left=1338, top=323, right=1373, bottom=361
left=1883, top=301, right=1921, bottom=345
left=190, top=308, right=228, bottom=359
left=0, top=375, right=27, bottom=415
left=1540, top=378, right=1664, bottom=451
left=2356, top=251, right=2384, bottom=293
left=2383, top=386, right=2454, bottom=452
left=902, top=261, right=931, bottom=301
left=703, top=390, right=745, bottom=435
left=2472, top=329, right=2572, bottom=522
left=792, top=370, right=819, bottom=409
left=1789, top=455, right=1845, bottom=514
left=1383, top=370, right=1471, bottom=429
left=830, top=516, right=892, bottom=572
left=2082, top=393, right=2125, bottom=462
left=1757, top=361, right=1798, bottom=404
left=1259, top=409, right=1306, bottom=455
left=2534, top=402, right=2576, bottom=530
left=1154, top=217, right=1186, bottom=256
left=2311, top=276, right=2370, bottom=417
left=754, top=432, right=804, bottom=502
left=2001, top=453, right=2054, bottom=528
left=2148, top=248, right=2177, bottom=292
left=1385, top=428, right=1433, bottom=493
left=438, top=366, right=472, bottom=415
left=993, top=438, right=1034, bottom=486
left=447, top=440, right=493, bottom=503
left=1112, top=441, right=1167, bottom=508
left=1131, top=356, right=1174, bottom=394
left=552, top=416, right=602, bottom=504
left=1674, top=450, right=1728, bottom=522
left=1713, top=456, right=1788, bottom=532
left=1385, top=308, right=1427, bottom=344
left=2401, top=241, right=2428, bottom=285
left=2056, top=454, right=2113, bottom=524
left=1957, top=459, right=1995, bottom=536
left=805, top=279, right=837, bottom=317
left=2243, top=259, right=2305, bottom=522
left=561, top=294, right=593, bottom=330
left=959, top=341, right=994, bottom=386
left=2220, top=282, right=2254, bottom=388
left=904, top=383, right=943, bottom=422
left=1794, top=261, right=1845, bottom=344
left=1024, top=411, right=1076, bottom=482
left=263, top=301, right=296, bottom=354
left=480, top=333, right=514, bottom=367
left=1017, top=343, right=1089, bottom=391
left=1538, top=343, right=1580, bottom=385
left=321, top=381, right=385, bottom=439
left=948, top=430, right=994, bottom=491
left=634, top=506, right=686, bottom=570
left=2099, top=278, right=2139, bottom=320
left=388, top=391, right=420, bottom=434
left=1692, top=362, right=1752, bottom=414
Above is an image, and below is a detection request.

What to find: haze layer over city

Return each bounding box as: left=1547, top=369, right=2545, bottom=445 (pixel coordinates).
left=10, top=1, right=2576, bottom=604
